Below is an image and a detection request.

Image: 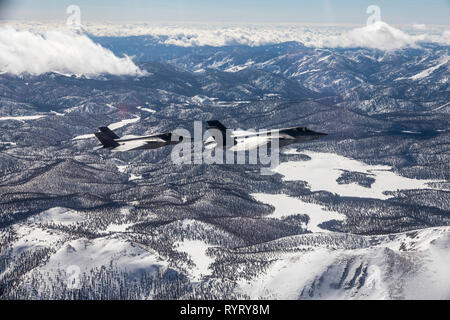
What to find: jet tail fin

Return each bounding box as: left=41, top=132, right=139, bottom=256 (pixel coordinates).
left=99, top=127, right=120, bottom=139
left=95, top=127, right=120, bottom=149
left=206, top=120, right=236, bottom=147
left=206, top=120, right=228, bottom=135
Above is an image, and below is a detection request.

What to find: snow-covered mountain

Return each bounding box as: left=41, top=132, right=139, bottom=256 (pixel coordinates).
left=0, top=33, right=449, bottom=299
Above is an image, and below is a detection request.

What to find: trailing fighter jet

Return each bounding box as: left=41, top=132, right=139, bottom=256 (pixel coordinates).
left=94, top=126, right=188, bottom=152
left=205, top=120, right=327, bottom=151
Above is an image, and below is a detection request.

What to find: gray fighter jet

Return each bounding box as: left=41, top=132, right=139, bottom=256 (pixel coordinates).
left=205, top=120, right=327, bottom=151
left=94, top=127, right=187, bottom=152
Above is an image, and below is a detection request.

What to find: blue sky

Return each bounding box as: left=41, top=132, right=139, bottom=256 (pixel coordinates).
left=2, top=0, right=449, bottom=24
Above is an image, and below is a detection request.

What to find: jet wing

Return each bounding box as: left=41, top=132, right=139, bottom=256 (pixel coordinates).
left=230, top=135, right=273, bottom=151
left=229, top=130, right=296, bottom=151
left=94, top=127, right=174, bottom=152
left=111, top=137, right=166, bottom=152
left=231, top=129, right=294, bottom=139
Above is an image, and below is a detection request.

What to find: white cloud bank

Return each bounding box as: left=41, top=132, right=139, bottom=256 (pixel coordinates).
left=0, top=26, right=145, bottom=76
left=39, top=21, right=445, bottom=50
left=82, top=21, right=448, bottom=50
left=2, top=21, right=449, bottom=56
left=325, top=21, right=428, bottom=50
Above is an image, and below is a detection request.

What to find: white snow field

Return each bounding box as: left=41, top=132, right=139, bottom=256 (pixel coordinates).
left=136, top=106, right=156, bottom=113
left=251, top=193, right=345, bottom=233
left=104, top=222, right=134, bottom=233
left=274, top=150, right=442, bottom=199
left=114, top=164, right=143, bottom=181
left=170, top=219, right=237, bottom=282
left=0, top=141, right=17, bottom=146
left=174, top=239, right=214, bottom=282
left=27, top=207, right=86, bottom=226
left=0, top=115, right=47, bottom=121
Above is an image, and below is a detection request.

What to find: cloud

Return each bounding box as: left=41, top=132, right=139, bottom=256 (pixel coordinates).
left=87, top=22, right=449, bottom=50
left=413, top=23, right=427, bottom=31
left=324, top=21, right=428, bottom=50
left=3, top=21, right=450, bottom=51
left=0, top=26, right=145, bottom=76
